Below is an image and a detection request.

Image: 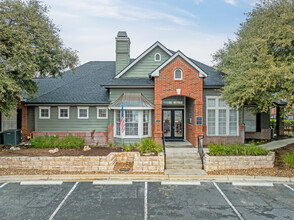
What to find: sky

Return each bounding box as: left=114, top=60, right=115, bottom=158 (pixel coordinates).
left=42, top=0, right=260, bottom=66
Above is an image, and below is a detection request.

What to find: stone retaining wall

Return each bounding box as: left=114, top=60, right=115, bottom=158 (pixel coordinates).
left=204, top=152, right=275, bottom=171
left=0, top=152, right=164, bottom=173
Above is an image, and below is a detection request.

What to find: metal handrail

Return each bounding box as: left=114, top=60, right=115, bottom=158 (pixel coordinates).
left=162, top=132, right=166, bottom=170
left=198, top=135, right=204, bottom=169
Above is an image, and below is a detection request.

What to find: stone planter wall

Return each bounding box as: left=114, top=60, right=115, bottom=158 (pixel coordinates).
left=0, top=152, right=164, bottom=173
left=204, top=152, right=275, bottom=172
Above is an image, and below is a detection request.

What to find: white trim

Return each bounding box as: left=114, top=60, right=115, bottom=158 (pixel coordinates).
left=39, top=106, right=50, bottom=119
left=77, top=107, right=89, bottom=119
left=97, top=107, right=108, bottom=119
left=206, top=96, right=239, bottom=136
left=151, top=51, right=207, bottom=78
left=174, top=69, right=183, bottom=80
left=115, top=42, right=173, bottom=78
left=58, top=106, right=70, bottom=119
left=154, top=53, right=161, bottom=61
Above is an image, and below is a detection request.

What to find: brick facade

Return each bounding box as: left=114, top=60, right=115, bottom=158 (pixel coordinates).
left=153, top=56, right=204, bottom=146
left=245, top=128, right=271, bottom=140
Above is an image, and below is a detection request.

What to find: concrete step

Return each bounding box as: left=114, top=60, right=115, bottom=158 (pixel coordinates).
left=166, top=160, right=202, bottom=166
left=166, top=155, right=200, bottom=160
left=166, top=158, right=201, bottom=163
left=166, top=164, right=203, bottom=169
left=165, top=168, right=207, bottom=175
left=166, top=152, right=199, bottom=157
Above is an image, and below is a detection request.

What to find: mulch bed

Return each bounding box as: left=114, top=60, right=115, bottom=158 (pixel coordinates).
left=207, top=143, right=294, bottom=177
left=0, top=145, right=138, bottom=157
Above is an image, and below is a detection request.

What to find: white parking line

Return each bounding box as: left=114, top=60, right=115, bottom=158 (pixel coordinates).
left=161, top=181, right=201, bottom=185
left=232, top=182, right=273, bottom=187
left=93, top=180, right=133, bottom=185
left=284, top=184, right=294, bottom=192
left=0, top=183, right=8, bottom=189
left=144, top=182, right=148, bottom=220
left=20, top=181, right=63, bottom=185
left=214, top=183, right=244, bottom=220
left=49, top=182, right=78, bottom=220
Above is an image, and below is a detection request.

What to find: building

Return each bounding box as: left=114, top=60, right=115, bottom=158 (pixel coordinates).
left=0, top=32, right=272, bottom=146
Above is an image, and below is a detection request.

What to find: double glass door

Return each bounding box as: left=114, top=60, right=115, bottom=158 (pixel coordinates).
left=162, top=109, right=184, bottom=140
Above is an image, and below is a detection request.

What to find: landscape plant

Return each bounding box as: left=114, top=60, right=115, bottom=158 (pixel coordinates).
left=30, top=134, right=84, bottom=149
left=282, top=151, right=294, bottom=167
left=136, top=138, right=163, bottom=154
left=208, top=143, right=269, bottom=156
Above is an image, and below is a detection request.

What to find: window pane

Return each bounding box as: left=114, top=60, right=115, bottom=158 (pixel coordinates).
left=116, top=110, right=120, bottom=135
left=155, top=54, right=160, bottom=61
left=229, top=110, right=238, bottom=135
left=41, top=109, right=49, bottom=117
left=143, top=110, right=149, bottom=136
left=218, top=109, right=227, bottom=135
left=99, top=109, right=107, bottom=118
left=175, top=69, right=182, bottom=79
left=79, top=109, right=87, bottom=118
left=2, top=111, right=17, bottom=131
left=244, top=108, right=256, bottom=132
left=218, top=99, right=226, bottom=107
left=60, top=109, right=68, bottom=117
left=207, top=98, right=216, bottom=107
left=125, top=110, right=138, bottom=136
left=207, top=109, right=216, bottom=135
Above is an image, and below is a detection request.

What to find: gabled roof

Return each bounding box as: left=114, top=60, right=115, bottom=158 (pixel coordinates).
left=102, top=78, right=154, bottom=88
left=114, top=41, right=173, bottom=78
left=26, top=61, right=115, bottom=104
left=150, top=51, right=207, bottom=78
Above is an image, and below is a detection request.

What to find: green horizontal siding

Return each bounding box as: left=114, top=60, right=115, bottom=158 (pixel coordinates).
left=116, top=40, right=130, bottom=74
left=28, top=107, right=35, bottom=131
left=123, top=46, right=170, bottom=78
left=35, top=106, right=109, bottom=132
left=110, top=88, right=154, bottom=104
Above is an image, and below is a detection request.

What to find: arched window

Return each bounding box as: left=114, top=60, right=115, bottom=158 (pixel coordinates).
left=154, top=53, right=161, bottom=61
left=174, top=69, right=182, bottom=80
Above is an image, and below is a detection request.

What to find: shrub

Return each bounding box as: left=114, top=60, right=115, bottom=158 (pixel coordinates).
left=30, top=134, right=84, bottom=149
left=108, top=142, right=116, bottom=148
left=122, top=143, right=133, bottom=152
left=282, top=151, right=294, bottom=167
left=208, top=143, right=269, bottom=156
left=136, top=138, right=163, bottom=154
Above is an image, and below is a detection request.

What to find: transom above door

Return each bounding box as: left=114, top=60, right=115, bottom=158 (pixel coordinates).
left=162, top=109, right=184, bottom=141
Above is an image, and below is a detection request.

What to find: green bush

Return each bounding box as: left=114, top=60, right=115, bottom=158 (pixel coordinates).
left=30, top=134, right=84, bottom=149
left=108, top=142, right=116, bottom=148
left=282, top=152, right=294, bottom=167
left=208, top=143, right=269, bottom=156
left=284, top=119, right=294, bottom=126
left=136, top=138, right=163, bottom=154
left=122, top=143, right=133, bottom=152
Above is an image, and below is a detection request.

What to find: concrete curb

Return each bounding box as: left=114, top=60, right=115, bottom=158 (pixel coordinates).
left=0, top=174, right=293, bottom=183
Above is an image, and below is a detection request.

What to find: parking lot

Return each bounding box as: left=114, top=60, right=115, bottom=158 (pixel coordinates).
left=0, top=181, right=293, bottom=220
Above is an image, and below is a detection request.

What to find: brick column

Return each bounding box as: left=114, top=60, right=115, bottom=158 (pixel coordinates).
left=21, top=104, right=29, bottom=141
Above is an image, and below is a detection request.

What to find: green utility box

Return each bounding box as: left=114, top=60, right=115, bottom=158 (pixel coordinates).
left=0, top=132, right=3, bottom=145
left=3, top=129, right=21, bottom=146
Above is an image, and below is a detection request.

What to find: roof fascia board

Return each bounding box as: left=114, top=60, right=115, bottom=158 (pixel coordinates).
left=151, top=51, right=208, bottom=78
left=115, top=41, right=173, bottom=78
left=109, top=107, right=154, bottom=110
left=25, top=103, right=110, bottom=106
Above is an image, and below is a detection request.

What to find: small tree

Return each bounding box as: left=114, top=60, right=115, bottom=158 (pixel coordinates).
left=0, top=0, right=79, bottom=115
left=213, top=0, right=294, bottom=114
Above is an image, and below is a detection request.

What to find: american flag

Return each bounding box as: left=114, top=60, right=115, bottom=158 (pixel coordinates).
left=120, top=105, right=125, bottom=134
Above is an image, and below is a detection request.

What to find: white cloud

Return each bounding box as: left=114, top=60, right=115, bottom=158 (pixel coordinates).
left=194, top=0, right=204, bottom=4
left=224, top=0, right=237, bottom=6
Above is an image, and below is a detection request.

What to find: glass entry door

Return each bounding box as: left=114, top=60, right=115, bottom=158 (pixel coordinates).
left=162, top=109, right=184, bottom=140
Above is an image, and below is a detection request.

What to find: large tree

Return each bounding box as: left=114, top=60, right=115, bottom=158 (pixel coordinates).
left=213, top=0, right=294, bottom=114
left=0, top=0, right=79, bottom=115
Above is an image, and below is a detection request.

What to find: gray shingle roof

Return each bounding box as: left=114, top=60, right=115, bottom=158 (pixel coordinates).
left=26, top=61, right=115, bottom=104
left=26, top=45, right=225, bottom=104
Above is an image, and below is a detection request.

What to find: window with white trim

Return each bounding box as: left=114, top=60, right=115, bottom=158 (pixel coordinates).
left=244, top=108, right=256, bottom=132
left=39, top=107, right=50, bottom=119
left=114, top=110, right=151, bottom=138
left=154, top=53, right=161, bottom=61
left=78, top=107, right=89, bottom=119
left=174, top=69, right=182, bottom=80
left=58, top=107, right=69, bottom=119
left=97, top=107, right=108, bottom=119
left=206, top=97, right=238, bottom=136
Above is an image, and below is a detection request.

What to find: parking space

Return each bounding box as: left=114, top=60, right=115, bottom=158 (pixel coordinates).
left=0, top=181, right=293, bottom=220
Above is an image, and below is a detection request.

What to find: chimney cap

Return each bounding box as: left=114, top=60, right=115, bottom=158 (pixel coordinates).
left=117, top=31, right=128, bottom=38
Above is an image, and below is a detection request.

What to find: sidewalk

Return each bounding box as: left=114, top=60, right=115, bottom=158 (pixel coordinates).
left=0, top=174, right=293, bottom=183
left=261, top=137, right=294, bottom=150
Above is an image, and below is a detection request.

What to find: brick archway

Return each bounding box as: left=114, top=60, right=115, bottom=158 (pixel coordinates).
left=153, top=56, right=204, bottom=146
